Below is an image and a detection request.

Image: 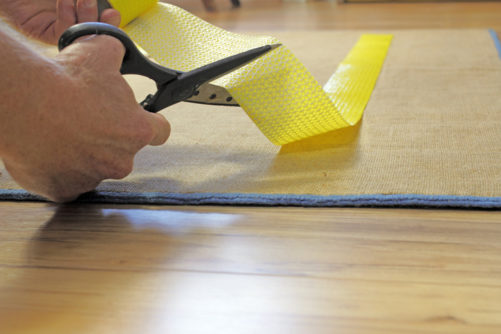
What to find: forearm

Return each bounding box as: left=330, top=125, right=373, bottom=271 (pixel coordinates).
left=0, top=20, right=60, bottom=160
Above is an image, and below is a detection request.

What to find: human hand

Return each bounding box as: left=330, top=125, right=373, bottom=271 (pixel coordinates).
left=2, top=35, right=170, bottom=202
left=0, top=0, right=120, bottom=44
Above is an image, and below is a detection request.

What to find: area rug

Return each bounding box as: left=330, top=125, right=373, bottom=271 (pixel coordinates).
left=1, top=29, right=500, bottom=208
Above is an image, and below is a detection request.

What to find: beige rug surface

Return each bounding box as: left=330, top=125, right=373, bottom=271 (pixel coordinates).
left=1, top=30, right=500, bottom=202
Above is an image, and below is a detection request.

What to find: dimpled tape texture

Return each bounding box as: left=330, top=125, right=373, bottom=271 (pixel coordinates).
left=109, top=0, right=392, bottom=145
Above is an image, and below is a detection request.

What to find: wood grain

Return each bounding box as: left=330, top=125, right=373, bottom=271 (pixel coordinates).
left=2, top=1, right=501, bottom=333
left=167, top=0, right=501, bottom=35
left=1, top=202, right=501, bottom=334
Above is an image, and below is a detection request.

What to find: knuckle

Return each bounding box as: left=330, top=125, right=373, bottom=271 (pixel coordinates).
left=72, top=35, right=124, bottom=62
left=49, top=192, right=77, bottom=204
left=45, top=185, right=78, bottom=203
left=134, top=119, right=155, bottom=147
left=45, top=175, right=101, bottom=203
left=107, top=159, right=134, bottom=180
left=99, top=35, right=125, bottom=57
left=57, top=43, right=89, bottom=69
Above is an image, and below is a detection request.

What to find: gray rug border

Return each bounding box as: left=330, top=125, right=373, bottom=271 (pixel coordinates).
left=1, top=189, right=500, bottom=209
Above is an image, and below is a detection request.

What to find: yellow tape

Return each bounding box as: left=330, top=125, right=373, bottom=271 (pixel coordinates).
left=112, top=1, right=392, bottom=145
left=107, top=0, right=156, bottom=27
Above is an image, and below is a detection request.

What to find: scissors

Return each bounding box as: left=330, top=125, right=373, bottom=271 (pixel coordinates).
left=58, top=22, right=279, bottom=112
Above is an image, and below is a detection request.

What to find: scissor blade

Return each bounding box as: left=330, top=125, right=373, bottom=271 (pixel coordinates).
left=185, top=83, right=239, bottom=106
left=177, top=44, right=280, bottom=93
left=176, top=44, right=280, bottom=107
left=144, top=44, right=281, bottom=111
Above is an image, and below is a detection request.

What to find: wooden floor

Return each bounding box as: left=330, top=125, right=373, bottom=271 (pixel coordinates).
left=168, top=0, right=501, bottom=34
left=2, top=1, right=501, bottom=333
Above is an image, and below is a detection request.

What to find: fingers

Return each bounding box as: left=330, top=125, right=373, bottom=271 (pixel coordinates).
left=76, top=0, right=121, bottom=26
left=53, top=0, right=121, bottom=45
left=145, top=112, right=171, bottom=146
left=76, top=0, right=98, bottom=23
left=63, top=34, right=125, bottom=72
left=56, top=0, right=121, bottom=31
left=57, top=34, right=170, bottom=148
left=100, top=9, right=122, bottom=27
left=91, top=34, right=126, bottom=66
left=88, top=35, right=126, bottom=72
left=55, top=0, right=77, bottom=33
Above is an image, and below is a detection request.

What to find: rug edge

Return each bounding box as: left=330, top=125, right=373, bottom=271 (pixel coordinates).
left=1, top=189, right=500, bottom=209
left=489, top=29, right=501, bottom=59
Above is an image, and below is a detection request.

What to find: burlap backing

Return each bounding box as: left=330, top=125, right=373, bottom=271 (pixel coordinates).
left=1, top=30, right=500, bottom=197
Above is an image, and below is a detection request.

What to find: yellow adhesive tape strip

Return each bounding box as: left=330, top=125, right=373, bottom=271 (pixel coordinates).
left=107, top=0, right=156, bottom=27
left=112, top=1, right=392, bottom=145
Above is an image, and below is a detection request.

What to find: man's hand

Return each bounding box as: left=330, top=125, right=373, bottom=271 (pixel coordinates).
left=0, top=0, right=120, bottom=44
left=0, top=32, right=170, bottom=202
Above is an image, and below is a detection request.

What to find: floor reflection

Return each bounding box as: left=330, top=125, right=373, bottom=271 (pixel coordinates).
left=0, top=204, right=243, bottom=334
left=102, top=208, right=240, bottom=235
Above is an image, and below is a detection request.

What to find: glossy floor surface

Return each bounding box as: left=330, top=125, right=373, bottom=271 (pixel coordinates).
left=169, top=0, right=501, bottom=34
left=2, top=1, right=501, bottom=333
left=2, top=202, right=501, bottom=334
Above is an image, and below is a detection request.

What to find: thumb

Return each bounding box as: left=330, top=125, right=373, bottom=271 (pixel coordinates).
left=145, top=112, right=171, bottom=146
left=62, top=34, right=126, bottom=73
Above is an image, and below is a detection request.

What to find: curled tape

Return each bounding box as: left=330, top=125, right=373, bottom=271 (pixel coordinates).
left=111, top=0, right=392, bottom=145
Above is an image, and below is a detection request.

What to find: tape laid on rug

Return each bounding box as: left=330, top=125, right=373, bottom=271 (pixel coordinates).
left=110, top=0, right=391, bottom=145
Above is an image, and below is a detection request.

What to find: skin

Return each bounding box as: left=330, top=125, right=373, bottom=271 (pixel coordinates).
left=0, top=1, right=171, bottom=202
left=0, top=0, right=121, bottom=44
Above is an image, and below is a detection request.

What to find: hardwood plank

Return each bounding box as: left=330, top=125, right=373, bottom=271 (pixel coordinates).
left=1, top=203, right=501, bottom=333
left=167, top=0, right=501, bottom=34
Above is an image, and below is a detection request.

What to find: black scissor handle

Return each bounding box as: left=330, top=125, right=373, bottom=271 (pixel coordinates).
left=58, top=22, right=179, bottom=85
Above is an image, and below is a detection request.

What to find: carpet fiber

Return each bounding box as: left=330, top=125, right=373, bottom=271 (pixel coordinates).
left=1, top=30, right=500, bottom=208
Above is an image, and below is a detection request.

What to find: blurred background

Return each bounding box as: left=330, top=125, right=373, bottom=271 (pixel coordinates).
left=164, top=0, right=501, bottom=33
